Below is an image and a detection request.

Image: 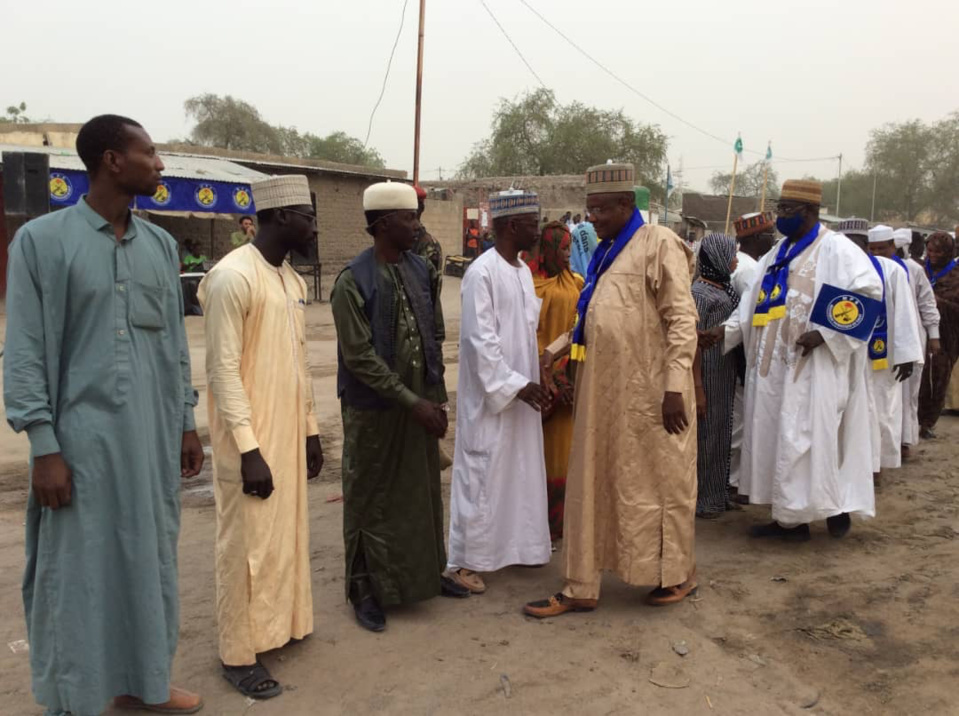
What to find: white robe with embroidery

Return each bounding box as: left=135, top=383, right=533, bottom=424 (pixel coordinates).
left=723, top=228, right=882, bottom=525
left=865, top=257, right=924, bottom=470
left=902, top=258, right=940, bottom=445
left=729, top=250, right=762, bottom=488
left=447, top=249, right=551, bottom=572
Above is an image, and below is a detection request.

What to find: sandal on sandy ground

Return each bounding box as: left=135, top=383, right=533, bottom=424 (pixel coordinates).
left=646, top=577, right=698, bottom=606
left=446, top=568, right=486, bottom=594
left=114, top=686, right=203, bottom=713
left=222, top=661, right=282, bottom=700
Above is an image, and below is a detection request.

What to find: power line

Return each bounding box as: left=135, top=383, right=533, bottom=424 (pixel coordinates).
left=480, top=0, right=546, bottom=88
left=515, top=0, right=836, bottom=164
left=364, top=0, right=411, bottom=147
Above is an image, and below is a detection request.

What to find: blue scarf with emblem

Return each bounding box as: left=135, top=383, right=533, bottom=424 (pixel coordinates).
left=752, top=224, right=821, bottom=327
left=571, top=208, right=644, bottom=361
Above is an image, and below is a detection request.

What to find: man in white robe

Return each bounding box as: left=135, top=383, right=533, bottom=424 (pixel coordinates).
left=728, top=212, right=777, bottom=494
left=892, top=228, right=941, bottom=453
left=846, top=224, right=923, bottom=474
left=708, top=181, right=883, bottom=541
left=446, top=190, right=552, bottom=594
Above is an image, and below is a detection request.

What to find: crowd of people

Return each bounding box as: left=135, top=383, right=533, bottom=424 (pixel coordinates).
left=4, top=114, right=959, bottom=715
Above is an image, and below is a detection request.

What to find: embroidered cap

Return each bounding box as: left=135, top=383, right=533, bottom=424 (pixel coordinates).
left=363, top=181, right=418, bottom=211
left=734, top=211, right=775, bottom=239
left=836, top=217, right=869, bottom=238
left=586, top=161, right=635, bottom=196
left=780, top=179, right=823, bottom=206
left=489, top=189, right=540, bottom=219
left=251, top=175, right=311, bottom=211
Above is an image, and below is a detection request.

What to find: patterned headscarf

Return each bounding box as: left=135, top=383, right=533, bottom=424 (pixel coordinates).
left=698, top=233, right=739, bottom=308
left=539, top=221, right=572, bottom=278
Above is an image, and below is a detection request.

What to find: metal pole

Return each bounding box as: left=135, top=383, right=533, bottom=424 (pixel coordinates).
left=835, top=153, right=843, bottom=217
left=412, top=0, right=426, bottom=185
left=724, top=152, right=740, bottom=236
left=870, top=172, right=877, bottom=222
left=664, top=166, right=668, bottom=225
left=760, top=162, right=769, bottom=213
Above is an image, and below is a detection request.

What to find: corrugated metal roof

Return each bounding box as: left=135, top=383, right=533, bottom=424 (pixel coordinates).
left=0, top=144, right=269, bottom=183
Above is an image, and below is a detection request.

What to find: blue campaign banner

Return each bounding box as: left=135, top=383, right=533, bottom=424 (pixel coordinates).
left=47, top=169, right=256, bottom=214
left=809, top=283, right=882, bottom=342
left=49, top=170, right=89, bottom=206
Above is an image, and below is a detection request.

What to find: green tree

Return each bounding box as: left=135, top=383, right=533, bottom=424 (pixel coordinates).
left=926, top=112, right=959, bottom=225
left=185, top=94, right=282, bottom=154
left=182, top=94, right=385, bottom=168
left=0, top=102, right=31, bottom=124
left=709, top=160, right=779, bottom=202
left=457, top=89, right=668, bottom=189
left=819, top=170, right=880, bottom=220
left=308, top=131, right=385, bottom=168
left=865, top=119, right=933, bottom=223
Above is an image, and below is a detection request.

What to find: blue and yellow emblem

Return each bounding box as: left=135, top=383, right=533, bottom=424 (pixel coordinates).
left=232, top=187, right=252, bottom=211
left=49, top=172, right=73, bottom=202
left=195, top=184, right=217, bottom=208
left=810, top=284, right=881, bottom=342
left=152, top=180, right=172, bottom=206
left=756, top=288, right=767, bottom=306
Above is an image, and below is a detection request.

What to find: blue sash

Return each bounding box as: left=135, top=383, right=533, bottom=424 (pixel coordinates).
left=891, top=254, right=909, bottom=283
left=753, top=224, right=820, bottom=327
left=571, top=208, right=644, bottom=362
left=868, top=256, right=889, bottom=370
left=926, top=258, right=957, bottom=287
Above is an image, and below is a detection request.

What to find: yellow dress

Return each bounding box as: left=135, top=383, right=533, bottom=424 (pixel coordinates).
left=198, top=244, right=320, bottom=666
left=533, top=270, right=584, bottom=540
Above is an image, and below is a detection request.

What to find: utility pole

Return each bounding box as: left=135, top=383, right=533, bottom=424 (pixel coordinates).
left=835, top=153, right=843, bottom=217
left=412, top=0, right=426, bottom=185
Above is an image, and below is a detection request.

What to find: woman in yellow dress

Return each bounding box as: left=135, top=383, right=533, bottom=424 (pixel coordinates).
left=529, top=221, right=584, bottom=541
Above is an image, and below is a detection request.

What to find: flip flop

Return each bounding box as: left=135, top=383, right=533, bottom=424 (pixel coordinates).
left=222, top=661, right=282, bottom=700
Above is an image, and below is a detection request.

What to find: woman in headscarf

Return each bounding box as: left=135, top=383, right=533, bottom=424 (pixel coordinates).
left=918, top=232, right=959, bottom=437
left=532, top=221, right=584, bottom=540
left=692, top=233, right=740, bottom=517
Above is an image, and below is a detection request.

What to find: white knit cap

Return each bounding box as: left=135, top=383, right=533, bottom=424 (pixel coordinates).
left=251, top=175, right=311, bottom=211
left=868, top=224, right=894, bottom=244
left=893, top=228, right=912, bottom=249
left=363, top=182, right=418, bottom=211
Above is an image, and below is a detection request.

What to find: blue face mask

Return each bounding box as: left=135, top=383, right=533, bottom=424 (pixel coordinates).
left=776, top=213, right=805, bottom=237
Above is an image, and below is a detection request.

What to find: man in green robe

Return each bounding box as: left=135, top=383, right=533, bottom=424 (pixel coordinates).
left=3, top=115, right=205, bottom=716
left=331, top=181, right=470, bottom=633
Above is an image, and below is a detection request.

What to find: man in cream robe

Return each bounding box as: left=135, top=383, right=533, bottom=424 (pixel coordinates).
left=525, top=163, right=699, bottom=618
left=718, top=182, right=882, bottom=541
left=893, top=228, right=940, bottom=451
left=446, top=190, right=552, bottom=595
left=199, top=176, right=323, bottom=697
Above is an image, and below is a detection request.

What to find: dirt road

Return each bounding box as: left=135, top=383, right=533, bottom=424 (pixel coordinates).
left=0, top=281, right=957, bottom=715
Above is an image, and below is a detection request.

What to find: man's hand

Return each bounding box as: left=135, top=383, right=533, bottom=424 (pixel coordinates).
left=241, top=449, right=275, bottom=499
left=895, top=362, right=914, bottom=383
left=306, top=435, right=324, bottom=479
left=412, top=399, right=448, bottom=438
left=181, top=430, right=204, bottom=478
left=32, top=453, right=72, bottom=510
left=695, top=385, right=707, bottom=418
left=928, top=338, right=941, bottom=356
left=698, top=326, right=724, bottom=350
left=796, top=330, right=825, bottom=357
left=663, top=391, right=689, bottom=434
left=539, top=350, right=556, bottom=391
left=518, top=382, right=551, bottom=412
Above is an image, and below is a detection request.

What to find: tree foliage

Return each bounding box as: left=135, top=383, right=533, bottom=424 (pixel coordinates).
left=0, top=101, right=31, bottom=124
left=457, top=89, right=668, bottom=191
left=183, top=94, right=385, bottom=168
left=709, top=160, right=779, bottom=202
left=807, top=111, right=959, bottom=226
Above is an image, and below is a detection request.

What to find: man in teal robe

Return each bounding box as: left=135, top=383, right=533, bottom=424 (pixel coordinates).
left=3, top=115, right=205, bottom=716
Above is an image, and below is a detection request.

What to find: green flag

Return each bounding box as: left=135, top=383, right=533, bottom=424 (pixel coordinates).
left=734, top=134, right=743, bottom=158
left=765, top=142, right=773, bottom=163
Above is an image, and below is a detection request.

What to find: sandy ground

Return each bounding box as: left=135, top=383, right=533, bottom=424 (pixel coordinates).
left=0, top=279, right=958, bottom=716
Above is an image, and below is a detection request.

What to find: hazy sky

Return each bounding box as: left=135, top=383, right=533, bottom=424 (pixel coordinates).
left=4, top=0, right=958, bottom=192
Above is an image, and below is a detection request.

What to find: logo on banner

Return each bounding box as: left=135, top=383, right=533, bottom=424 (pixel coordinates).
left=152, top=180, right=172, bottom=206
left=196, top=184, right=217, bottom=208
left=49, top=173, right=73, bottom=201
left=827, top=295, right=864, bottom=331
left=232, top=187, right=252, bottom=210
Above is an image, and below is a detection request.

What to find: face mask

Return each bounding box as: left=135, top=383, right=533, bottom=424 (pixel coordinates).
left=776, top=213, right=804, bottom=236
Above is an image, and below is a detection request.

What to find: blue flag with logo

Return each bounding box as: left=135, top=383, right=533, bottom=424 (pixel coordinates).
left=809, top=283, right=882, bottom=342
